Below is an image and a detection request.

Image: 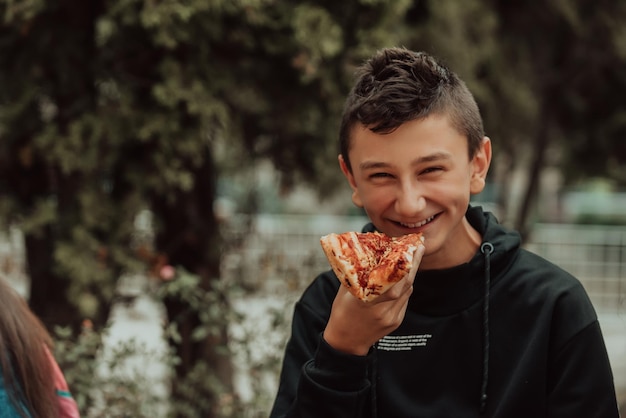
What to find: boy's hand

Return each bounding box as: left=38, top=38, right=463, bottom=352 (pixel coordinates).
left=323, top=243, right=425, bottom=356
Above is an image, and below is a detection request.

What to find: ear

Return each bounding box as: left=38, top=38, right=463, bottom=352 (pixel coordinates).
left=470, top=137, right=492, bottom=195
left=338, top=154, right=364, bottom=208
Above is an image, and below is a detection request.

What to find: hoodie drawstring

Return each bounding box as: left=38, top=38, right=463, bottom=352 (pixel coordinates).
left=479, top=242, right=494, bottom=414
left=371, top=240, right=494, bottom=416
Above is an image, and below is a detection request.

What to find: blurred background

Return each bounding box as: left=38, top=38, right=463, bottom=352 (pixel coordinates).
left=0, top=0, right=625, bottom=417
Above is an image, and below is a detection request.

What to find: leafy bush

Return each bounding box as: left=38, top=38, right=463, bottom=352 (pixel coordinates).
left=53, top=268, right=291, bottom=417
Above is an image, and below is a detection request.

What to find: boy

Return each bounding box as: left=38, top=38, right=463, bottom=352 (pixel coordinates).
left=269, top=47, right=619, bottom=417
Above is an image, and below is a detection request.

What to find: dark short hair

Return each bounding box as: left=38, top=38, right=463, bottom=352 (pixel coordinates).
left=339, top=47, right=484, bottom=172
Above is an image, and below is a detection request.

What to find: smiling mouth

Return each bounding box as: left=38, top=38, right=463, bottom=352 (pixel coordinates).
left=399, top=214, right=436, bottom=228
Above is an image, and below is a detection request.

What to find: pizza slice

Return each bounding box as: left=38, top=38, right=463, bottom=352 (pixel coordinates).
left=320, top=231, right=424, bottom=302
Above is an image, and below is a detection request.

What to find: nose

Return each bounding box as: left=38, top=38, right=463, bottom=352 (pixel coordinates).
left=394, top=181, right=426, bottom=216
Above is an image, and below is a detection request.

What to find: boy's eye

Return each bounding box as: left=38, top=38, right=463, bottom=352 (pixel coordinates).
left=421, top=166, right=443, bottom=175
left=370, top=172, right=393, bottom=179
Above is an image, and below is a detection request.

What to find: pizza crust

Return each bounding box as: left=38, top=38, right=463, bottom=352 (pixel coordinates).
left=320, top=232, right=373, bottom=294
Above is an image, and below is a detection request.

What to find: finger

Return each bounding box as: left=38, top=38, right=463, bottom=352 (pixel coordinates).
left=334, top=282, right=353, bottom=302
left=377, top=273, right=413, bottom=301
left=407, top=243, right=425, bottom=284
left=335, top=281, right=371, bottom=307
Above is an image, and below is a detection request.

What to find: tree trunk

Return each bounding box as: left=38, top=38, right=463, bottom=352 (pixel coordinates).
left=515, top=98, right=553, bottom=241
left=26, top=0, right=111, bottom=333
left=152, top=151, right=234, bottom=417
left=26, top=229, right=82, bottom=329
left=492, top=146, right=515, bottom=226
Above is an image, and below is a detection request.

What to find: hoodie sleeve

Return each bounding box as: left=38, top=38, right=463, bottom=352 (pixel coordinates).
left=545, top=279, right=620, bottom=418
left=269, top=276, right=374, bottom=418
left=546, top=320, right=620, bottom=417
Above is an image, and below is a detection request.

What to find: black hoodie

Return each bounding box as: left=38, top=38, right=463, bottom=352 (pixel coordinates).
left=269, top=206, right=619, bottom=417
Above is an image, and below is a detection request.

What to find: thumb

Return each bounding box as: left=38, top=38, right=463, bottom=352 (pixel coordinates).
left=407, top=242, right=425, bottom=284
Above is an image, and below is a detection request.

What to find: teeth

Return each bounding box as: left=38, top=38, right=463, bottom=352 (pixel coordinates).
left=401, top=215, right=434, bottom=228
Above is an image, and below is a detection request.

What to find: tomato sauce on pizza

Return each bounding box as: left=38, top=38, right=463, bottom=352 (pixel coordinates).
left=320, top=231, right=424, bottom=301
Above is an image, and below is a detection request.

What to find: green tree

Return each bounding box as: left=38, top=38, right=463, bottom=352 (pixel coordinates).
left=0, top=0, right=117, bottom=329
left=402, top=0, right=626, bottom=236
left=0, top=0, right=414, bottom=414
left=488, top=0, right=626, bottom=235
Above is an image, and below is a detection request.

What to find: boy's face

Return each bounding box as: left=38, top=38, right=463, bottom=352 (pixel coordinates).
left=339, top=114, right=491, bottom=270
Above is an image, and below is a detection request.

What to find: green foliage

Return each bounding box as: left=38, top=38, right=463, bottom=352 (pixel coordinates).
left=53, top=268, right=291, bottom=417
left=54, top=322, right=170, bottom=417
left=0, top=0, right=421, bottom=327
left=2, top=0, right=46, bottom=23
left=157, top=269, right=241, bottom=344
left=53, top=324, right=101, bottom=411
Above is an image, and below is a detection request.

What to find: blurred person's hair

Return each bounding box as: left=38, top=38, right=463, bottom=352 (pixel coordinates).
left=0, top=278, right=59, bottom=417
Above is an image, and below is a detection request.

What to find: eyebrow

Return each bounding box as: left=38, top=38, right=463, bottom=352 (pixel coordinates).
left=358, top=152, right=452, bottom=171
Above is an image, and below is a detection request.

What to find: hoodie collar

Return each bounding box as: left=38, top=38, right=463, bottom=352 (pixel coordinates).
left=362, top=206, right=521, bottom=316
